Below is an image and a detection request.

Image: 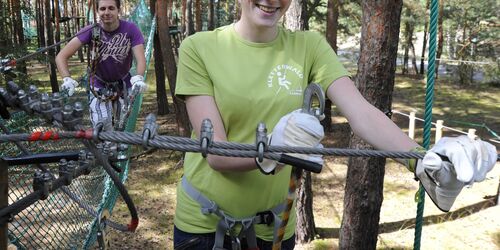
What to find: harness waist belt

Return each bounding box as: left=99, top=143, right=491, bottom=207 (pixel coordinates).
left=182, top=176, right=286, bottom=250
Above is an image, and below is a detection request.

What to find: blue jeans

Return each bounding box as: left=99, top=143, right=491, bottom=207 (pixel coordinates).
left=173, top=225, right=296, bottom=250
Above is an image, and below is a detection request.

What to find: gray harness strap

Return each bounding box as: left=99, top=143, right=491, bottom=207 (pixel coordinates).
left=182, top=176, right=286, bottom=250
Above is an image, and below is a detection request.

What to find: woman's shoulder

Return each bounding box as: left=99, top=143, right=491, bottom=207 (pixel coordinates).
left=281, top=27, right=325, bottom=42
left=186, top=25, right=232, bottom=42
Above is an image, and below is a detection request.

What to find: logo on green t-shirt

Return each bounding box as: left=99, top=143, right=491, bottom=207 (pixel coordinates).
left=267, top=64, right=304, bottom=96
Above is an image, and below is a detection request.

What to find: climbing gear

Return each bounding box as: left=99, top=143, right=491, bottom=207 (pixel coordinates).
left=93, top=76, right=127, bottom=101
left=88, top=24, right=105, bottom=101
left=272, top=83, right=325, bottom=250
left=182, top=176, right=286, bottom=250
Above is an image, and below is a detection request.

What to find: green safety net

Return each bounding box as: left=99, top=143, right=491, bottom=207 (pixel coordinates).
left=21, top=11, right=37, bottom=40
left=1, top=0, right=156, bottom=249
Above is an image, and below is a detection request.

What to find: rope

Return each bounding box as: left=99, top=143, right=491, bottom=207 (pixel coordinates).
left=414, top=0, right=439, bottom=248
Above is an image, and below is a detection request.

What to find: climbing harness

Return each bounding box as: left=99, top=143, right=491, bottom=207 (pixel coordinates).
left=182, top=177, right=286, bottom=250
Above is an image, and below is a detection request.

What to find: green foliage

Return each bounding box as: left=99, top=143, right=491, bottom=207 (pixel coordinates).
left=308, top=0, right=362, bottom=38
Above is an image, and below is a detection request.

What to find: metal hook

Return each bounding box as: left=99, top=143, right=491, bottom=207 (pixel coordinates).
left=301, top=83, right=325, bottom=119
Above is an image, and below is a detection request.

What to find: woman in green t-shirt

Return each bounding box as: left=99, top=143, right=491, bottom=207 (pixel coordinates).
left=173, top=0, right=498, bottom=249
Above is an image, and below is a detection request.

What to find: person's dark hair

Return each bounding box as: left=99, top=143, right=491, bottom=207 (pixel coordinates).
left=97, top=0, right=121, bottom=9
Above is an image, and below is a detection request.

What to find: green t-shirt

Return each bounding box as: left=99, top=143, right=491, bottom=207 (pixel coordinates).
left=174, top=24, right=349, bottom=241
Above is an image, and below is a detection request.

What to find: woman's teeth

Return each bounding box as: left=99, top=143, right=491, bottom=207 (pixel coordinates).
left=257, top=4, right=278, bottom=13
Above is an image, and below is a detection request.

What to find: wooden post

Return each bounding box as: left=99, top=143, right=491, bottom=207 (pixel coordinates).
left=467, top=129, right=476, bottom=139
left=435, top=120, right=444, bottom=143
left=409, top=111, right=416, bottom=139
left=0, top=159, right=8, bottom=250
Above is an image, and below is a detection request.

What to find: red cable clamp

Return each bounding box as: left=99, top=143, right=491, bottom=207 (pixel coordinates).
left=127, top=218, right=139, bottom=232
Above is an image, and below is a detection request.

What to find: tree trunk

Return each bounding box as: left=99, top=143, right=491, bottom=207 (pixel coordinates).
left=181, top=0, right=186, bottom=38
left=37, top=0, right=46, bottom=50
left=12, top=0, right=27, bottom=73
left=207, top=0, right=215, bottom=30
left=151, top=0, right=170, bottom=115
left=45, top=0, right=59, bottom=92
left=0, top=1, right=6, bottom=54
left=195, top=0, right=202, bottom=31
left=77, top=0, right=85, bottom=62
left=339, top=1, right=402, bottom=249
left=185, top=0, right=194, bottom=35
left=54, top=0, right=61, bottom=54
left=234, top=0, right=241, bottom=21
left=295, top=171, right=315, bottom=243
left=284, top=0, right=305, bottom=31
left=402, top=18, right=410, bottom=75
left=215, top=0, right=221, bottom=27
left=157, top=0, right=190, bottom=137
left=420, top=0, right=430, bottom=75
left=410, top=41, right=418, bottom=75
left=322, top=0, right=340, bottom=133
left=284, top=0, right=316, bottom=244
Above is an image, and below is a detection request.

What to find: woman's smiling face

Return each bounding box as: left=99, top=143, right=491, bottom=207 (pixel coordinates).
left=239, top=0, right=291, bottom=29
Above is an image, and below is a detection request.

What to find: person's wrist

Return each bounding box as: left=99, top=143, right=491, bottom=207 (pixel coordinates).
left=407, top=146, right=426, bottom=173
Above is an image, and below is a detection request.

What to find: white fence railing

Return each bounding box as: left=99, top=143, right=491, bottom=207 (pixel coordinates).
left=392, top=110, right=500, bottom=145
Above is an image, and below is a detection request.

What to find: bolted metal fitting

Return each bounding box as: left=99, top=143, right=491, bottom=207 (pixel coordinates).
left=141, top=113, right=158, bottom=148
left=62, top=104, right=73, bottom=122
left=59, top=159, right=74, bottom=186
left=73, top=102, right=84, bottom=119
left=200, top=119, right=214, bottom=158
left=255, top=122, right=268, bottom=163
left=33, top=171, right=51, bottom=200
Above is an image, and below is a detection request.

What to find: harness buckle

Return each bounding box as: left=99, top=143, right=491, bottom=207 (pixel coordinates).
left=255, top=210, right=274, bottom=226
left=201, top=200, right=218, bottom=215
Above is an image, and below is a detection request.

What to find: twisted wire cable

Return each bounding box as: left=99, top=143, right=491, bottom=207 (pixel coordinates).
left=0, top=130, right=426, bottom=160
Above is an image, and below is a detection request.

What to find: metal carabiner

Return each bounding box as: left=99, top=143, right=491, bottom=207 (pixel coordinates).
left=301, top=83, right=325, bottom=119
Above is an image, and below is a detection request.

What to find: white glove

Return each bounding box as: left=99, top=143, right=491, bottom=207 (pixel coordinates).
left=130, top=75, right=147, bottom=93
left=256, top=110, right=325, bottom=175
left=416, top=135, right=497, bottom=212
left=61, top=77, right=78, bottom=96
